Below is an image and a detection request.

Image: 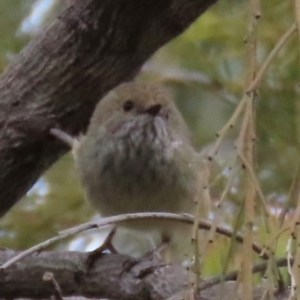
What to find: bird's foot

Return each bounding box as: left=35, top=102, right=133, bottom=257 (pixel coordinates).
left=86, top=227, right=117, bottom=269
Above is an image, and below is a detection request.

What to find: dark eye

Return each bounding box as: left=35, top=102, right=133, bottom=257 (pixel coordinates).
left=123, top=100, right=134, bottom=112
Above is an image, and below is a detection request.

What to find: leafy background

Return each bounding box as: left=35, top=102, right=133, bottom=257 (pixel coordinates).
left=0, top=0, right=298, bottom=277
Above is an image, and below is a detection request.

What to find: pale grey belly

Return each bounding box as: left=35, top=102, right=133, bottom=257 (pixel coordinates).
left=86, top=152, right=195, bottom=216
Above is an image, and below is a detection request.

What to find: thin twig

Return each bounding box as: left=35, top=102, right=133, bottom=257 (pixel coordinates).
left=247, top=23, right=297, bottom=94
left=50, top=128, right=75, bottom=148
left=43, top=272, right=63, bottom=300
left=207, top=165, right=236, bottom=244
left=200, top=257, right=290, bottom=291
left=238, top=152, right=270, bottom=220
left=0, top=212, right=268, bottom=270
left=209, top=23, right=296, bottom=162
left=208, top=96, right=247, bottom=160
left=240, top=0, right=260, bottom=298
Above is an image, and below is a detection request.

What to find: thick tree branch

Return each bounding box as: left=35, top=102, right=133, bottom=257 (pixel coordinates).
left=0, top=0, right=217, bottom=216
left=0, top=250, right=290, bottom=300
left=0, top=250, right=192, bottom=299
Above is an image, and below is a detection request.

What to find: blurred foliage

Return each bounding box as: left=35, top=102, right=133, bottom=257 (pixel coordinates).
left=0, top=0, right=299, bottom=280
left=0, top=1, right=32, bottom=70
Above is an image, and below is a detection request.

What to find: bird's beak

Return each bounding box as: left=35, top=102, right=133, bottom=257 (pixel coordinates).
left=144, top=104, right=162, bottom=116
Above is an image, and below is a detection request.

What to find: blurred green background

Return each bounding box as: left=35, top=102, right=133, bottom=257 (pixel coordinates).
left=0, top=0, right=297, bottom=276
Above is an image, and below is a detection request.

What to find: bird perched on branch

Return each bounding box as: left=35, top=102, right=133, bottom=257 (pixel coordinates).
left=53, top=82, right=202, bottom=262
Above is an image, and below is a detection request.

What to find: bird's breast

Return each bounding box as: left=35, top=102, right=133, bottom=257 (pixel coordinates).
left=77, top=116, right=196, bottom=216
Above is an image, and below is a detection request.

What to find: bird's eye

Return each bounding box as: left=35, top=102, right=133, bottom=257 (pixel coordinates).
left=123, top=100, right=134, bottom=112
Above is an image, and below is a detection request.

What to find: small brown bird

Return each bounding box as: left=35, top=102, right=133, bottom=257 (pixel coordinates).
left=74, top=82, right=200, bottom=261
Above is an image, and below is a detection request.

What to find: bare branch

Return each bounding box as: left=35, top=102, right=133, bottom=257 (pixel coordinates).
left=1, top=212, right=268, bottom=270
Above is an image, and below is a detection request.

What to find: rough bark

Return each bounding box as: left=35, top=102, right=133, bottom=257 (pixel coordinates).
left=0, top=250, right=194, bottom=299
left=0, top=0, right=217, bottom=216
left=0, top=250, right=289, bottom=300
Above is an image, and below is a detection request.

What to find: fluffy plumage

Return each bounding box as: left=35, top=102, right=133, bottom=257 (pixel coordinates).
left=74, top=82, right=200, bottom=261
